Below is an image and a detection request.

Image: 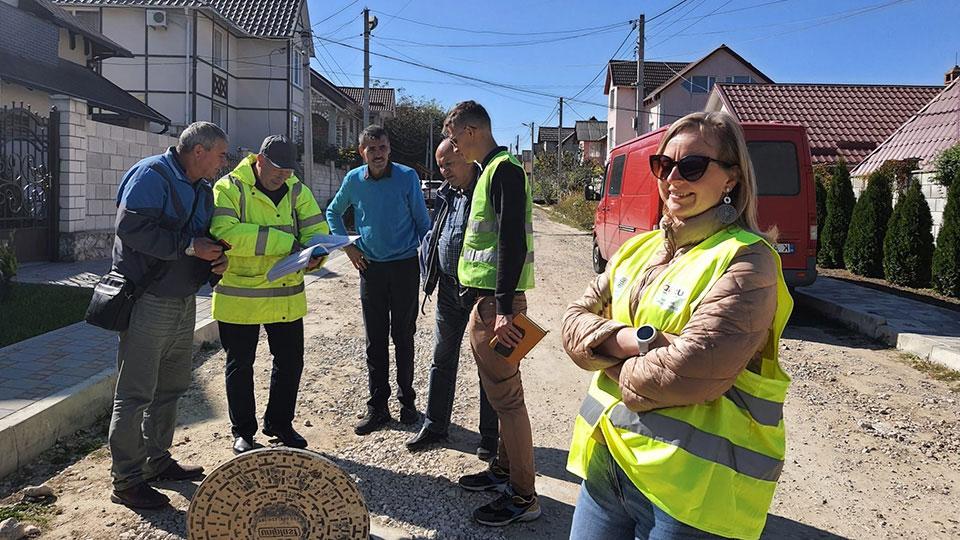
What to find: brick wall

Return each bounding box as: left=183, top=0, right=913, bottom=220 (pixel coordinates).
left=308, top=161, right=349, bottom=208
left=84, top=121, right=177, bottom=231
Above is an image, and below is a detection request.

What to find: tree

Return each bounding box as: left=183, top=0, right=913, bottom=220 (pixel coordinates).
left=883, top=180, right=934, bottom=287
left=813, top=166, right=828, bottom=255
left=934, top=143, right=960, bottom=188
left=533, top=151, right=603, bottom=204
left=933, top=175, right=960, bottom=297
left=843, top=166, right=893, bottom=277
left=817, top=161, right=855, bottom=268
left=383, top=93, right=446, bottom=178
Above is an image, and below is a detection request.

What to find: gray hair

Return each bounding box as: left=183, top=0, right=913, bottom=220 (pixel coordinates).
left=176, top=121, right=227, bottom=154
left=358, top=124, right=388, bottom=146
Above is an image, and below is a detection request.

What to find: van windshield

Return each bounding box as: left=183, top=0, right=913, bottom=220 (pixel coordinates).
left=747, top=141, right=800, bottom=196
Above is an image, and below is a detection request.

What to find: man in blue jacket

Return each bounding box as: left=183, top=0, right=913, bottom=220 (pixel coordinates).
left=326, top=125, right=431, bottom=435
left=109, top=122, right=228, bottom=509
left=406, top=139, right=499, bottom=458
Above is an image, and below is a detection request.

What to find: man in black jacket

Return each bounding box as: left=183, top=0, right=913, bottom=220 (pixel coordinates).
left=405, top=139, right=499, bottom=458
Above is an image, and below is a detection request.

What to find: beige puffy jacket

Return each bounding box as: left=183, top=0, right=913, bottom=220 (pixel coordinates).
left=562, top=208, right=779, bottom=413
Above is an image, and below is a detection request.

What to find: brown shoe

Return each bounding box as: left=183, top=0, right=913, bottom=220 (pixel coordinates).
left=110, top=482, right=170, bottom=509
left=146, top=460, right=205, bottom=482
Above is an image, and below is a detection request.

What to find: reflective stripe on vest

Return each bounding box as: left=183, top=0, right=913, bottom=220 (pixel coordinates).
left=457, top=150, right=535, bottom=290
left=230, top=176, right=246, bottom=222
left=567, top=226, right=793, bottom=540
left=214, top=282, right=305, bottom=298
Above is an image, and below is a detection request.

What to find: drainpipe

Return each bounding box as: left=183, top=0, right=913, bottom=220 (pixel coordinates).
left=184, top=7, right=191, bottom=128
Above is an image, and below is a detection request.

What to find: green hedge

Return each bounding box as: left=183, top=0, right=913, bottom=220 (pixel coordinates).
left=844, top=167, right=893, bottom=277
left=933, top=180, right=960, bottom=297
left=884, top=180, right=934, bottom=287
left=818, top=161, right=855, bottom=268
left=934, top=143, right=960, bottom=188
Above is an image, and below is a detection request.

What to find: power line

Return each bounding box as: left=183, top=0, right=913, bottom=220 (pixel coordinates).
left=371, top=25, right=625, bottom=49
left=568, top=26, right=636, bottom=102
left=312, top=0, right=359, bottom=27
left=647, top=0, right=734, bottom=50
left=369, top=12, right=630, bottom=36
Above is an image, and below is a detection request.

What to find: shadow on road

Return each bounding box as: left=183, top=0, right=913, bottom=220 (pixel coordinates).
left=785, top=305, right=886, bottom=351
left=762, top=514, right=846, bottom=539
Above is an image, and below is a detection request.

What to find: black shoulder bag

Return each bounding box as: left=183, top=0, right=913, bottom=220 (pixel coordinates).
left=85, top=164, right=197, bottom=332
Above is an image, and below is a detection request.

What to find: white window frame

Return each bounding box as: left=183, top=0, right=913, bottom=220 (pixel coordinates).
left=213, top=28, right=224, bottom=68
left=212, top=103, right=225, bottom=128
left=292, top=113, right=303, bottom=144
left=291, top=49, right=303, bottom=88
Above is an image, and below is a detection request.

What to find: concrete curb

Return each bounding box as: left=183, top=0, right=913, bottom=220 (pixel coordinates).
left=0, top=316, right=220, bottom=480
left=0, top=252, right=348, bottom=480
left=793, top=288, right=960, bottom=372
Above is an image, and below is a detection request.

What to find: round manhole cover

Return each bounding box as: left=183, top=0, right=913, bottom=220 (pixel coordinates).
left=187, top=448, right=369, bottom=539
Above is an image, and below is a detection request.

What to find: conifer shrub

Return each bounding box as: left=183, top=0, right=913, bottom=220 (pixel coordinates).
left=934, top=143, right=960, bottom=188
left=814, top=167, right=828, bottom=248
left=883, top=180, right=934, bottom=287
left=817, top=161, right=855, bottom=268
left=843, top=166, right=893, bottom=277
left=932, top=179, right=960, bottom=297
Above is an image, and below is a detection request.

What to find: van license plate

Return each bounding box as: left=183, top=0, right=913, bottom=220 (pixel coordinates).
left=774, top=243, right=795, bottom=254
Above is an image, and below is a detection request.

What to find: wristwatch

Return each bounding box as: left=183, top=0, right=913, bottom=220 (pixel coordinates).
left=185, top=239, right=196, bottom=257
left=635, top=324, right=658, bottom=355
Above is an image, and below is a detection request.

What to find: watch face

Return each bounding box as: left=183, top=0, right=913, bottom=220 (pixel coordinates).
left=636, top=325, right=656, bottom=342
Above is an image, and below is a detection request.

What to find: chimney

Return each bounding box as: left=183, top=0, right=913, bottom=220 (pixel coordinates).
left=946, top=65, right=960, bottom=85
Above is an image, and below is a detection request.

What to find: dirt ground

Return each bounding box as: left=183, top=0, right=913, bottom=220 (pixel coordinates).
left=2, top=207, right=958, bottom=539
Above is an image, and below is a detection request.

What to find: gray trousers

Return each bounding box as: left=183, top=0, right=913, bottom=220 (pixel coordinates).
left=108, top=293, right=195, bottom=490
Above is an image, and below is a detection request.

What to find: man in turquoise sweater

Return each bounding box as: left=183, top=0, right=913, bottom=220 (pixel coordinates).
left=326, top=125, right=431, bottom=435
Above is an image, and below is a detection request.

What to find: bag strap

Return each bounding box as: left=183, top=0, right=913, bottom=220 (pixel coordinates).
left=133, top=163, right=201, bottom=295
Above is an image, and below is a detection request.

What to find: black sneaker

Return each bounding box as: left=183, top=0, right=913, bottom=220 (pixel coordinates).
left=458, top=461, right=509, bottom=492
left=355, top=410, right=392, bottom=436
left=474, top=489, right=542, bottom=526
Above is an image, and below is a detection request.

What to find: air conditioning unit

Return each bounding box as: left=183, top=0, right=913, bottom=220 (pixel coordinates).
left=146, top=9, right=167, bottom=28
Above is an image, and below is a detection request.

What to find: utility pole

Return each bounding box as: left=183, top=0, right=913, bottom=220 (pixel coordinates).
left=522, top=121, right=535, bottom=185
left=557, top=97, right=563, bottom=179
left=516, top=134, right=520, bottom=156
left=301, top=30, right=313, bottom=184
left=428, top=121, right=434, bottom=180
left=635, top=14, right=645, bottom=137
left=363, top=8, right=378, bottom=126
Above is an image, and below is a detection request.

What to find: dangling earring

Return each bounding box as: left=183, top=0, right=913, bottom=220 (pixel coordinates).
left=717, top=189, right=737, bottom=225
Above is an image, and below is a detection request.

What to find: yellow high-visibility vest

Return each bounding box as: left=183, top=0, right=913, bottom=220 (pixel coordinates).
left=210, top=154, right=329, bottom=324
left=567, top=227, right=793, bottom=540
left=457, top=150, right=535, bottom=290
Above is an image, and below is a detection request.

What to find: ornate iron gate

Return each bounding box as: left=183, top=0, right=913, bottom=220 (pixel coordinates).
left=0, top=104, right=59, bottom=262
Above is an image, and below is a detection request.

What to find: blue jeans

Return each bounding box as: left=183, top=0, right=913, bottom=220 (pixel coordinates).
left=422, top=273, right=498, bottom=442
left=569, top=444, right=727, bottom=540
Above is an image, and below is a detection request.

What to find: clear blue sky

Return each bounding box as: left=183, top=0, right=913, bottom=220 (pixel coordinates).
left=306, top=0, right=959, bottom=149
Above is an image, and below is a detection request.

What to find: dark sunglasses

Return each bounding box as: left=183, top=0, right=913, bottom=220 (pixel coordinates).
left=649, top=154, right=736, bottom=182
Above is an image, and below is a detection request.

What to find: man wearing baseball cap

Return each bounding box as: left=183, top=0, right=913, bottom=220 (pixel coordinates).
left=210, top=135, right=329, bottom=454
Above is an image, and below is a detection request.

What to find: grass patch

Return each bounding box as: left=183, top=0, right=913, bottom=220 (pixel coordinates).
left=543, top=192, right=598, bottom=231
left=0, top=283, right=93, bottom=347
left=899, top=353, right=960, bottom=391
left=0, top=501, right=58, bottom=528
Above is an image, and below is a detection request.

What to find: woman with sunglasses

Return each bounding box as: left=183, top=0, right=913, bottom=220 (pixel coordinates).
left=561, top=111, right=793, bottom=540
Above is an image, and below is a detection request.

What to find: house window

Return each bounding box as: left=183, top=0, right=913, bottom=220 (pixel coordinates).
left=724, top=75, right=754, bottom=84
left=292, top=50, right=303, bottom=88
left=683, top=76, right=716, bottom=94
left=212, top=103, right=225, bottom=128
left=608, top=88, right=615, bottom=110
left=213, top=29, right=224, bottom=68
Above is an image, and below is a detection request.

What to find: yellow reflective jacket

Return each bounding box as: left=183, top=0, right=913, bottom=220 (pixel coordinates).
left=210, top=155, right=329, bottom=324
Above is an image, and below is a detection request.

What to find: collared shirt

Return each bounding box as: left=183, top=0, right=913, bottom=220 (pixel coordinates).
left=437, top=174, right=476, bottom=277
left=363, top=161, right=393, bottom=180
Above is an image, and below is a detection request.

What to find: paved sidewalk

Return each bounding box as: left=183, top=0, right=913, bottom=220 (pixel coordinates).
left=794, top=276, right=960, bottom=371
left=0, top=253, right=346, bottom=478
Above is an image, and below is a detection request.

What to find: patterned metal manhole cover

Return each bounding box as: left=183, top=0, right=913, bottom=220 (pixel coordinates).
left=187, top=448, right=369, bottom=540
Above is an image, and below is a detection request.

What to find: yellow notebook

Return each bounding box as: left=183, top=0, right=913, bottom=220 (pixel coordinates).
left=488, top=312, right=548, bottom=363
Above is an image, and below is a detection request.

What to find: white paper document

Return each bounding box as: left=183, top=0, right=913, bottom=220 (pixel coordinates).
left=266, top=234, right=359, bottom=282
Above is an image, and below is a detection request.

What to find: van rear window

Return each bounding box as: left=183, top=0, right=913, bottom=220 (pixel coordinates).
left=747, top=141, right=800, bottom=196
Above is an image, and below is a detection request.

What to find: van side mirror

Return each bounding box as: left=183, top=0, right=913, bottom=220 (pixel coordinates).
left=584, top=183, right=600, bottom=201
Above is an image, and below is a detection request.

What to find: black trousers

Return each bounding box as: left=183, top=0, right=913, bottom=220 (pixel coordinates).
left=220, top=319, right=304, bottom=438
left=360, top=256, right=419, bottom=413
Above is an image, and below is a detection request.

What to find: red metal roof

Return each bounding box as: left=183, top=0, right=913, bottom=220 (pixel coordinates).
left=715, top=83, right=943, bottom=167
left=852, top=79, right=960, bottom=177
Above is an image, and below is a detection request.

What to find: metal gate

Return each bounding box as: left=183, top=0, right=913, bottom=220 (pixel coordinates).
left=0, top=104, right=59, bottom=262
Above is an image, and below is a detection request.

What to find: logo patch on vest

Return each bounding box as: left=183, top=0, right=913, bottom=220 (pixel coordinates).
left=614, top=274, right=630, bottom=295
left=652, top=282, right=687, bottom=312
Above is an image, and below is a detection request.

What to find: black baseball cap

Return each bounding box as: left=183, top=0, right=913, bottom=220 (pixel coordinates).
left=259, top=135, right=298, bottom=171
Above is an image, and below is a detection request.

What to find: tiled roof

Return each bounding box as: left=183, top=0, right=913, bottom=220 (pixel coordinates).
left=607, top=59, right=690, bottom=96
left=575, top=119, right=607, bottom=141
left=643, top=45, right=772, bottom=103
left=53, top=0, right=303, bottom=37
left=852, top=79, right=960, bottom=177
left=0, top=48, right=169, bottom=125
left=338, top=87, right=396, bottom=113
left=538, top=126, right=576, bottom=143
left=716, top=83, right=943, bottom=166
left=310, top=69, right=356, bottom=111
